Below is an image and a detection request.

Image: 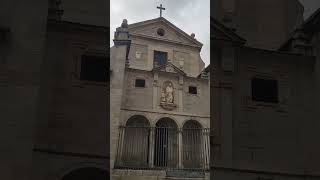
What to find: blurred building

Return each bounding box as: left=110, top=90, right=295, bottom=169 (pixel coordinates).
left=212, top=1, right=320, bottom=179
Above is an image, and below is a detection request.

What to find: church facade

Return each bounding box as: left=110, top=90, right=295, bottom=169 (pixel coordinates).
left=110, top=17, right=210, bottom=179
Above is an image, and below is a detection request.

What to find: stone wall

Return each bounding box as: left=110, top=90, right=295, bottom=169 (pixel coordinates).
left=128, top=35, right=204, bottom=77
left=31, top=21, right=108, bottom=179
left=212, top=44, right=317, bottom=179
left=122, top=68, right=209, bottom=117
left=0, top=0, right=49, bottom=179
left=213, top=0, right=304, bottom=50
left=61, top=0, right=107, bottom=26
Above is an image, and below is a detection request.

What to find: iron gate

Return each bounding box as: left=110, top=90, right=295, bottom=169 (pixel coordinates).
left=115, top=126, right=210, bottom=171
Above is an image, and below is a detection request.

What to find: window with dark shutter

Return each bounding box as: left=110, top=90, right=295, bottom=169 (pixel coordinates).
left=189, top=86, right=197, bottom=94
left=251, top=78, right=278, bottom=103
left=135, top=79, right=145, bottom=88
left=80, top=55, right=107, bottom=82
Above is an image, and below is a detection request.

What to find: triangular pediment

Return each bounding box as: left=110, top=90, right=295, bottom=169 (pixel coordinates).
left=212, top=18, right=246, bottom=44
left=153, top=62, right=186, bottom=76
left=128, top=17, right=203, bottom=48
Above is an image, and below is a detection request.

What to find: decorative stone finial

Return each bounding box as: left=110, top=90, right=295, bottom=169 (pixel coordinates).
left=191, top=33, right=195, bottom=38
left=121, top=19, right=128, bottom=28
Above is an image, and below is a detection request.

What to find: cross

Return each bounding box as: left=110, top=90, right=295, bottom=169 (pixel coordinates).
left=157, top=4, right=165, bottom=17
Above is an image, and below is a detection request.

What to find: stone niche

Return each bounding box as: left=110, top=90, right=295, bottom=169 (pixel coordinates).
left=160, top=81, right=177, bottom=110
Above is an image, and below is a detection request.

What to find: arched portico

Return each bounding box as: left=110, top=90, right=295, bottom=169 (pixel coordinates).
left=154, top=117, right=178, bottom=168
left=117, top=115, right=150, bottom=168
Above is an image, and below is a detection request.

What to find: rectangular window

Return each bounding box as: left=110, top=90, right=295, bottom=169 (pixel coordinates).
left=154, top=51, right=167, bottom=67
left=135, top=79, right=145, bottom=87
left=80, top=55, right=107, bottom=82
left=252, top=78, right=278, bottom=103
left=189, top=86, right=197, bottom=94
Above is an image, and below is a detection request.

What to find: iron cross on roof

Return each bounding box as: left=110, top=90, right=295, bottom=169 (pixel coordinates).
left=157, top=4, right=165, bottom=17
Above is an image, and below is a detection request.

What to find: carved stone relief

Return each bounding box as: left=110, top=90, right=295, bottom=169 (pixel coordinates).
left=160, top=81, right=177, bottom=110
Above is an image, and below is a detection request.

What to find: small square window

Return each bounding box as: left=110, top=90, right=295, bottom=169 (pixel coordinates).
left=252, top=78, right=278, bottom=103
left=80, top=55, right=107, bottom=82
left=189, top=86, right=197, bottom=94
left=135, top=79, right=145, bottom=88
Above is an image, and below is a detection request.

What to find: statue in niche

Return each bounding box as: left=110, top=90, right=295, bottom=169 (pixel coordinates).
left=165, top=82, right=174, bottom=103
left=160, top=81, right=176, bottom=110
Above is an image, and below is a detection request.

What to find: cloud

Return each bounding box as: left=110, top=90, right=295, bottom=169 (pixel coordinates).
left=110, top=0, right=210, bottom=67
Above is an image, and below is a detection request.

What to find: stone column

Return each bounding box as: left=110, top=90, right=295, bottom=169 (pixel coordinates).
left=116, top=127, right=125, bottom=167
left=178, top=75, right=184, bottom=112
left=110, top=19, right=131, bottom=171
left=178, top=129, right=183, bottom=168
left=202, top=129, right=210, bottom=169
left=153, top=73, right=159, bottom=110
left=148, top=127, right=155, bottom=168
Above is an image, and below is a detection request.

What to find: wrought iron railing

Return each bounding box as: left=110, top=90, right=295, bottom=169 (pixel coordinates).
left=115, top=126, right=210, bottom=171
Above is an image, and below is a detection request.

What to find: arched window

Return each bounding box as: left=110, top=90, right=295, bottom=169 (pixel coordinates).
left=62, top=167, right=108, bottom=180
left=182, top=120, right=203, bottom=169
left=120, top=115, right=150, bottom=168
left=154, top=118, right=178, bottom=168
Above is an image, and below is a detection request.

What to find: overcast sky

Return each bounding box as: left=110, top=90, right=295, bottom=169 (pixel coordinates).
left=110, top=0, right=210, bottom=67
left=300, top=0, right=320, bottom=19
left=110, top=0, right=319, bottom=67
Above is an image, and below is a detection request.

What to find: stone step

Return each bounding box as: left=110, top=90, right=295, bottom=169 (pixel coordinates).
left=165, top=170, right=206, bottom=180
left=164, top=178, right=204, bottom=180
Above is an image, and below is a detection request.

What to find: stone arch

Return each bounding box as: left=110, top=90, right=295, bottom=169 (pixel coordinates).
left=154, top=115, right=181, bottom=128
left=155, top=117, right=178, bottom=128
left=56, top=162, right=107, bottom=180
left=119, top=115, right=150, bottom=168
left=182, top=120, right=204, bottom=169
left=154, top=117, right=178, bottom=168
left=125, top=115, right=150, bottom=127
left=61, top=167, right=108, bottom=180
left=182, top=119, right=203, bottom=129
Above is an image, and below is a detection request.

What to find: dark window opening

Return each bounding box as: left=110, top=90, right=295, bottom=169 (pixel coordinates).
left=252, top=78, right=278, bottom=103
left=157, top=28, right=165, bottom=36
left=135, top=79, right=145, bottom=87
left=189, top=86, right=197, bottom=94
left=154, top=51, right=167, bottom=67
left=80, top=55, right=107, bottom=82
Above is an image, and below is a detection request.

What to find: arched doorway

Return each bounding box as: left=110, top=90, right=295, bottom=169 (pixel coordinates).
left=182, top=120, right=203, bottom=168
left=120, top=115, right=150, bottom=167
left=154, top=117, right=178, bottom=168
left=62, top=167, right=108, bottom=180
